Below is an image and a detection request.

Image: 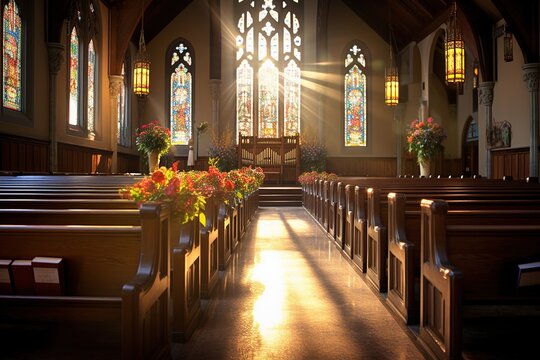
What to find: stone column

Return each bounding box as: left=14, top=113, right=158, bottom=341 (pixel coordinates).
left=523, top=63, right=540, bottom=177
left=209, top=79, right=221, bottom=156
left=394, top=103, right=405, bottom=176
left=478, top=82, right=495, bottom=178
left=137, top=97, right=147, bottom=172
left=47, top=43, right=65, bottom=173
left=109, top=75, right=123, bottom=173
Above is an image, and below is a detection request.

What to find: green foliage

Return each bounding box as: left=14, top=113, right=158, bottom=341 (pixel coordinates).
left=209, top=127, right=238, bottom=172
left=300, top=139, right=327, bottom=172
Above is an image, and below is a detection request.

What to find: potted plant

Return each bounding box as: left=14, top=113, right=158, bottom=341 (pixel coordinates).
left=135, top=120, right=172, bottom=173
left=406, top=117, right=446, bottom=177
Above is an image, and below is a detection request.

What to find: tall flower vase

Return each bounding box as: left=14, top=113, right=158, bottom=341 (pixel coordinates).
left=418, top=158, right=431, bottom=177
left=148, top=151, right=160, bottom=173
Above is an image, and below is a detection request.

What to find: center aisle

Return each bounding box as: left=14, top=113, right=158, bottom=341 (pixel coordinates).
left=173, top=207, right=428, bottom=360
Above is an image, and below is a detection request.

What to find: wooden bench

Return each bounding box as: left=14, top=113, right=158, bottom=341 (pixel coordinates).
left=386, top=192, right=540, bottom=325
left=418, top=199, right=540, bottom=360
left=0, top=203, right=170, bottom=359
left=364, top=188, right=540, bottom=293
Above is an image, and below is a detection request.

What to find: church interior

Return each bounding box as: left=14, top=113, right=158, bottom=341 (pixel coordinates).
left=1, top=1, right=540, bottom=359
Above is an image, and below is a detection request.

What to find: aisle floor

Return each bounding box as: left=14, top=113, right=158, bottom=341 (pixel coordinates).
left=172, top=207, right=428, bottom=360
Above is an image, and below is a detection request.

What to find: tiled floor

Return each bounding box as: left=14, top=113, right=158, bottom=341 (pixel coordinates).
left=172, top=207, right=428, bottom=360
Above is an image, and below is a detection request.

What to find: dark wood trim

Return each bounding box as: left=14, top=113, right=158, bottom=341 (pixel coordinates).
left=57, top=142, right=112, bottom=174
left=491, top=146, right=530, bottom=180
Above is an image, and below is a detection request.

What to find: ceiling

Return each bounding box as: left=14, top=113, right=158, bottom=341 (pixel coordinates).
left=49, top=0, right=537, bottom=78
left=125, top=0, right=504, bottom=49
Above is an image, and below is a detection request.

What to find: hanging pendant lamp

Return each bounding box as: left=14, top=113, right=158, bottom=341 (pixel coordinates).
left=445, top=1, right=465, bottom=83
left=133, top=0, right=150, bottom=96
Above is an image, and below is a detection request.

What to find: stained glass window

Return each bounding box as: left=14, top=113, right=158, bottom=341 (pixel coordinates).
left=168, top=40, right=193, bottom=145
left=118, top=58, right=131, bottom=147
left=87, top=39, right=96, bottom=133
left=2, top=0, right=22, bottom=111
left=236, top=0, right=302, bottom=140
left=344, top=43, right=368, bottom=147
left=69, top=27, right=79, bottom=126
left=68, top=0, right=98, bottom=135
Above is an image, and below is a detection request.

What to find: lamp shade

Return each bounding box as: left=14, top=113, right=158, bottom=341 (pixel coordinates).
left=133, top=58, right=150, bottom=96
left=445, top=2, right=465, bottom=83
left=384, top=65, right=399, bottom=106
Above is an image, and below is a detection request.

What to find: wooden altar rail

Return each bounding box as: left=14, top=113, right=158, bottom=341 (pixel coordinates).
left=238, top=134, right=300, bottom=184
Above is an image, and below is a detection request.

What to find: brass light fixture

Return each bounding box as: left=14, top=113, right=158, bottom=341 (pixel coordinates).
left=445, top=1, right=465, bottom=83
left=504, top=26, right=513, bottom=62
left=384, top=4, right=399, bottom=106
left=473, top=63, right=479, bottom=89
left=133, top=0, right=150, bottom=96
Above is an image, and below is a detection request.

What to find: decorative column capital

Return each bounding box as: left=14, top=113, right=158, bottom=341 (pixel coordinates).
left=522, top=63, right=540, bottom=92
left=109, top=75, right=123, bottom=98
left=478, top=81, right=495, bottom=106
left=47, top=42, right=65, bottom=75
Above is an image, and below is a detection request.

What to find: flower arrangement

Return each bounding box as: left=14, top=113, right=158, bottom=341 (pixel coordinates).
left=135, top=120, right=172, bottom=157
left=298, top=171, right=338, bottom=185
left=406, top=117, right=446, bottom=162
left=121, top=162, right=206, bottom=225
left=121, top=163, right=265, bottom=224
left=300, top=140, right=327, bottom=172
left=227, top=166, right=265, bottom=198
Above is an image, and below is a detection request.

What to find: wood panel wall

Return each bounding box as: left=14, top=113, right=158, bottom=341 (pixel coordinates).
left=326, top=156, right=463, bottom=178
left=491, top=147, right=530, bottom=180
left=117, top=152, right=140, bottom=174
left=57, top=143, right=112, bottom=174
left=0, top=134, right=49, bottom=173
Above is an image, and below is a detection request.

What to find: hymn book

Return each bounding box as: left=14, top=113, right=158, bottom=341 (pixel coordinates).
left=32, top=257, right=65, bottom=296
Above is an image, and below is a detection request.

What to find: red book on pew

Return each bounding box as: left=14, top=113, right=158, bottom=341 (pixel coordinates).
left=32, top=257, right=65, bottom=296
left=0, top=259, right=13, bottom=295
left=11, top=260, right=35, bottom=295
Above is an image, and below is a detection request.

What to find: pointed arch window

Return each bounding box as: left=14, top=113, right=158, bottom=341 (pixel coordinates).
left=235, top=0, right=302, bottom=140
left=68, top=0, right=99, bottom=136
left=118, top=53, right=131, bottom=147
left=2, top=0, right=23, bottom=111
left=167, top=39, right=194, bottom=146
left=344, top=43, right=368, bottom=147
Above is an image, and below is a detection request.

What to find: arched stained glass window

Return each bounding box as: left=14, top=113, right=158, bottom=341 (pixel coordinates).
left=69, top=27, right=79, bottom=126
left=167, top=39, right=193, bottom=145
left=68, top=0, right=99, bottom=136
left=87, top=39, right=96, bottom=132
left=118, top=54, right=131, bottom=147
left=344, top=43, right=368, bottom=147
left=2, top=0, right=22, bottom=111
left=236, top=0, right=302, bottom=140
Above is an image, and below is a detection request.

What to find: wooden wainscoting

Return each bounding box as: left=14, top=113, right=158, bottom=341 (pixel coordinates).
left=117, top=152, right=140, bottom=174
left=58, top=143, right=112, bottom=174
left=326, top=157, right=397, bottom=177
left=327, top=156, right=463, bottom=178
left=0, top=134, right=49, bottom=173
left=491, top=147, right=530, bottom=180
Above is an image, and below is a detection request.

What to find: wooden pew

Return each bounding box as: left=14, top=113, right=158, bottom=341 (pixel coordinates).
left=418, top=199, right=540, bottom=360
left=200, top=197, right=219, bottom=299
left=335, top=182, right=346, bottom=249
left=170, top=218, right=202, bottom=342
left=327, top=181, right=337, bottom=239
left=0, top=198, right=137, bottom=209
left=0, top=203, right=170, bottom=360
left=386, top=192, right=540, bottom=325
